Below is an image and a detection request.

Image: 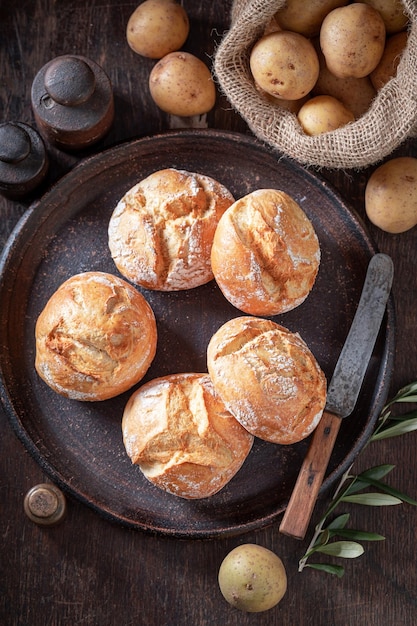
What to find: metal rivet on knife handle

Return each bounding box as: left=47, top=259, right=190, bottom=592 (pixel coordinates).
left=279, top=253, right=394, bottom=540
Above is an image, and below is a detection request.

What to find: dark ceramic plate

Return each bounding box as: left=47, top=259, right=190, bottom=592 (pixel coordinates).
left=0, top=129, right=395, bottom=538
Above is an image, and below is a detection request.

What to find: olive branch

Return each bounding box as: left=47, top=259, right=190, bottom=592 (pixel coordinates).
left=298, top=381, right=417, bottom=577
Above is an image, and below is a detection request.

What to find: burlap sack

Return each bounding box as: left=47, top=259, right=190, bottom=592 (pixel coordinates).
left=214, top=0, right=417, bottom=169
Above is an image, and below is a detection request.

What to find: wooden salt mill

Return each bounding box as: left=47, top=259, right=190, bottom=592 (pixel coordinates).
left=0, top=122, right=49, bottom=197
left=31, top=55, right=114, bottom=150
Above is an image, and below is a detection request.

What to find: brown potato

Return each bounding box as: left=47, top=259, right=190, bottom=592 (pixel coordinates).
left=274, top=0, right=349, bottom=37
left=370, top=31, right=408, bottom=90
left=250, top=31, right=319, bottom=101
left=126, top=0, right=189, bottom=59
left=361, top=0, right=409, bottom=34
left=149, top=52, right=216, bottom=116
left=365, top=157, right=417, bottom=233
left=297, top=95, right=355, bottom=135
left=320, top=4, right=386, bottom=78
left=218, top=544, right=287, bottom=613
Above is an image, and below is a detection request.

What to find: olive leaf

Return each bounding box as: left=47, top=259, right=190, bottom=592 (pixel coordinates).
left=341, top=493, right=402, bottom=506
left=327, top=529, right=385, bottom=542
left=298, top=380, right=417, bottom=577
left=314, top=541, right=364, bottom=559
left=353, top=475, right=417, bottom=506
left=326, top=513, right=350, bottom=530
left=305, top=563, right=345, bottom=578
left=371, top=416, right=417, bottom=441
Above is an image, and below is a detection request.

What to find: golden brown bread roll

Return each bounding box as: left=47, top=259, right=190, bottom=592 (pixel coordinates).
left=108, top=168, right=235, bottom=291
left=207, top=316, right=326, bottom=445
left=210, top=189, right=320, bottom=316
left=122, top=373, right=254, bottom=499
left=35, top=271, right=157, bottom=401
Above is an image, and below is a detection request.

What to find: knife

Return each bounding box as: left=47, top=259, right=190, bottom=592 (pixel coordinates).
left=279, top=252, right=394, bottom=540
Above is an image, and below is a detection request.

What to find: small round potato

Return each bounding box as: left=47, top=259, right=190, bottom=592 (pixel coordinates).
left=218, top=544, right=287, bottom=613
left=149, top=51, right=216, bottom=116
left=361, top=0, right=409, bottom=34
left=250, top=31, right=320, bottom=101
left=126, top=0, right=189, bottom=59
left=320, top=4, right=386, bottom=78
left=370, top=31, right=408, bottom=90
left=297, top=95, right=355, bottom=135
left=365, top=157, right=417, bottom=233
left=274, top=0, right=349, bottom=37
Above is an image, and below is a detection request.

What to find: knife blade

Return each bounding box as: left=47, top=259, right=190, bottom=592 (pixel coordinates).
left=279, top=253, right=394, bottom=540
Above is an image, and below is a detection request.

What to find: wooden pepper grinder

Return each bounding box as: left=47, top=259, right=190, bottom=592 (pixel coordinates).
left=0, top=121, right=49, bottom=198
left=31, top=54, right=114, bottom=150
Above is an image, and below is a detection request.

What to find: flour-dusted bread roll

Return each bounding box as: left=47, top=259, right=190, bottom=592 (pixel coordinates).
left=35, top=271, right=157, bottom=401
left=207, top=316, right=326, bottom=445
left=211, top=189, right=320, bottom=316
left=108, top=168, right=235, bottom=291
left=122, top=373, right=254, bottom=499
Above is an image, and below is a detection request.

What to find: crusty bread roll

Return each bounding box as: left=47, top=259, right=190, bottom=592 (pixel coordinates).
left=122, top=373, right=254, bottom=499
left=207, top=316, right=326, bottom=445
left=108, top=168, right=234, bottom=291
left=35, top=271, right=157, bottom=401
left=210, top=189, right=320, bottom=316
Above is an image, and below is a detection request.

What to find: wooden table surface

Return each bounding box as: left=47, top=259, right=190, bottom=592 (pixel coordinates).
left=1, top=2, right=416, bottom=625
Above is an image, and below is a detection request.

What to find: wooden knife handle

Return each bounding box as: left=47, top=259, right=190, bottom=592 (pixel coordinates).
left=279, top=410, right=342, bottom=540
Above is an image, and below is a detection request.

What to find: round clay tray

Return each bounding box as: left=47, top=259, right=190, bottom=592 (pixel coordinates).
left=0, top=129, right=394, bottom=538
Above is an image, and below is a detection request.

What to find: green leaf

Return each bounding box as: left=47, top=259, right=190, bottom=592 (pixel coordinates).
left=346, top=466, right=396, bottom=494
left=315, top=541, right=364, bottom=558
left=371, top=418, right=417, bottom=441
left=359, top=465, right=395, bottom=480
left=343, top=479, right=369, bottom=495
left=329, top=528, right=385, bottom=542
left=305, top=563, right=345, bottom=578
left=389, top=410, right=417, bottom=420
left=327, top=513, right=350, bottom=530
left=341, top=493, right=402, bottom=506
left=355, top=476, right=417, bottom=506
left=388, top=382, right=417, bottom=404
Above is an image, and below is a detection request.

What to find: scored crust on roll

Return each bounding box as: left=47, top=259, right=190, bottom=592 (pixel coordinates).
left=207, top=316, right=326, bottom=445
left=108, top=168, right=235, bottom=291
left=210, top=188, right=320, bottom=316
left=122, top=373, right=254, bottom=499
left=35, top=271, right=157, bottom=401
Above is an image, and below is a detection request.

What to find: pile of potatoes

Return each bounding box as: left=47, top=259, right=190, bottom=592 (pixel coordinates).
left=250, top=0, right=409, bottom=135
left=126, top=0, right=216, bottom=117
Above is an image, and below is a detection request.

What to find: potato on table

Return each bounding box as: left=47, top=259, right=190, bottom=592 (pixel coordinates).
left=149, top=51, right=216, bottom=116
left=126, top=0, right=189, bottom=59
left=365, top=157, right=417, bottom=233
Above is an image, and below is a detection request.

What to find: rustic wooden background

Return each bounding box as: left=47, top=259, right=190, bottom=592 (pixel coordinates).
left=1, top=1, right=416, bottom=624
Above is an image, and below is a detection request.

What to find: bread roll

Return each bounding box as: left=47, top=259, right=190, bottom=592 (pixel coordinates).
left=35, top=271, right=157, bottom=401
left=122, top=373, right=254, bottom=499
left=108, top=168, right=234, bottom=291
left=207, top=316, right=326, bottom=445
left=210, top=189, right=320, bottom=316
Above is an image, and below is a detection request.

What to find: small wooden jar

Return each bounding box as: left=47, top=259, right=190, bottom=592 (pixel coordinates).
left=31, top=55, right=114, bottom=150
left=0, top=122, right=49, bottom=197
